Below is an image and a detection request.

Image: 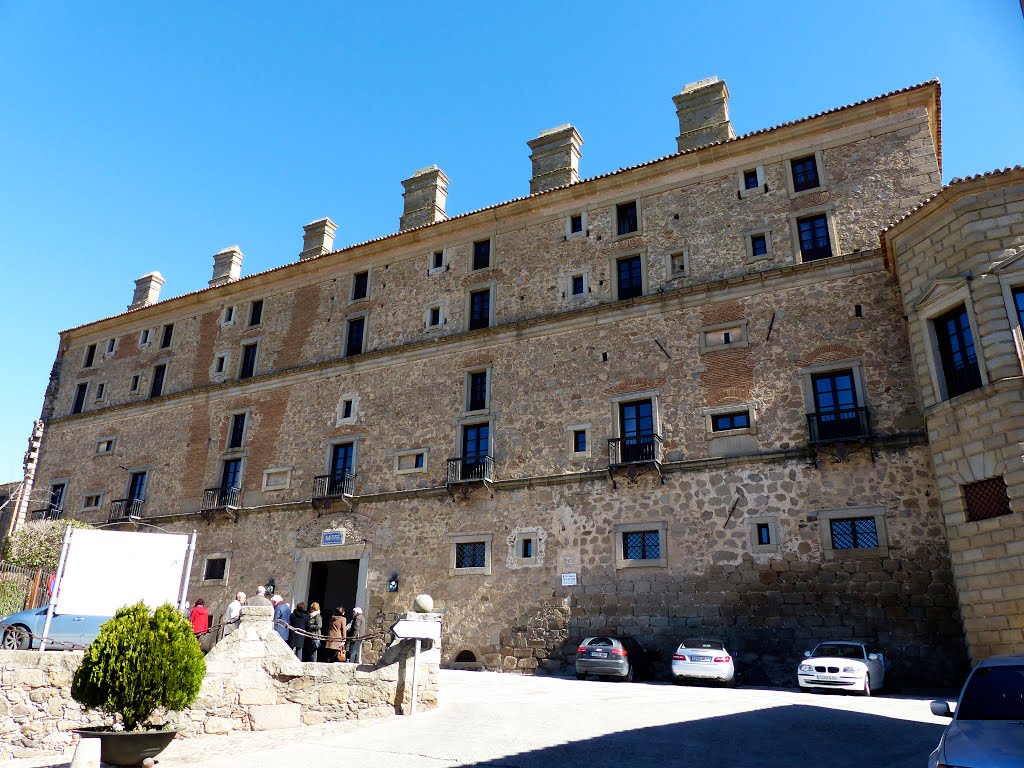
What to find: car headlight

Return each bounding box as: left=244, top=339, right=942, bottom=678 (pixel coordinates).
left=799, top=664, right=814, bottom=673
left=843, top=666, right=858, bottom=674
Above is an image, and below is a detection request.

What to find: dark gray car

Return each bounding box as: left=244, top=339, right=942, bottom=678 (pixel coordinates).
left=575, top=635, right=648, bottom=682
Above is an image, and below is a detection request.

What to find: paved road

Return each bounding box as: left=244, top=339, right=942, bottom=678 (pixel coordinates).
left=6, top=671, right=949, bottom=768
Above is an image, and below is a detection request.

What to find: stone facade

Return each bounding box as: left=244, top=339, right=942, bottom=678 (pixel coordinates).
left=884, top=167, right=1024, bottom=661
left=0, top=606, right=440, bottom=759
left=15, top=79, right=987, bottom=685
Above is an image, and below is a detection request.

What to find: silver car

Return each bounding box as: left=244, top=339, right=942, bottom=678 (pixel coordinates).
left=929, top=654, right=1024, bottom=768
left=575, top=635, right=648, bottom=682
left=671, top=638, right=736, bottom=686
left=1, top=607, right=109, bottom=650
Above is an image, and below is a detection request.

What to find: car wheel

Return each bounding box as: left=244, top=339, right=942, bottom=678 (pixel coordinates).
left=861, top=675, right=871, bottom=697
left=725, top=677, right=737, bottom=689
left=2, top=626, right=31, bottom=651
left=622, top=664, right=634, bottom=683
left=672, top=677, right=685, bottom=686
left=575, top=672, right=586, bottom=680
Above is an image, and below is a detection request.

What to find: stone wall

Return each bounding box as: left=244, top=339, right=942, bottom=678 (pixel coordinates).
left=0, top=607, right=440, bottom=759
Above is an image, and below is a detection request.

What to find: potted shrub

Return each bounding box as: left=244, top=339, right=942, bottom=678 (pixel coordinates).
left=72, top=601, right=205, bottom=766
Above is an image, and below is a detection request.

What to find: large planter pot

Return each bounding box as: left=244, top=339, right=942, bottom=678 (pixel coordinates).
left=75, top=728, right=178, bottom=767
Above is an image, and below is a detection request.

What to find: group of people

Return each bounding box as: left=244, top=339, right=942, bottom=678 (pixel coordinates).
left=188, top=585, right=365, bottom=663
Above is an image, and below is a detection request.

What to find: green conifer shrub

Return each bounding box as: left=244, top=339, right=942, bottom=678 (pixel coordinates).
left=71, top=602, right=205, bottom=731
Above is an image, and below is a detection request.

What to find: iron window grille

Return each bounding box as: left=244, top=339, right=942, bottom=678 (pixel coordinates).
left=623, top=530, right=660, bottom=560
left=313, top=472, right=356, bottom=498
left=829, top=517, right=879, bottom=550
left=447, top=455, right=494, bottom=484
left=791, top=155, right=820, bottom=192
left=204, top=558, right=227, bottom=580
left=455, top=541, right=487, bottom=569
left=963, top=476, right=1012, bottom=522
left=108, top=497, right=145, bottom=522
left=797, top=214, right=832, bottom=262
left=934, top=305, right=982, bottom=399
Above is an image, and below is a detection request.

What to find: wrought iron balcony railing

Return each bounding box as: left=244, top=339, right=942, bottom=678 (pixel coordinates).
left=107, top=498, right=145, bottom=522
left=201, top=486, right=243, bottom=511
left=806, top=407, right=872, bottom=445
left=446, top=456, right=494, bottom=484
left=31, top=506, right=63, bottom=521
left=608, top=434, right=663, bottom=466
left=312, top=473, right=356, bottom=499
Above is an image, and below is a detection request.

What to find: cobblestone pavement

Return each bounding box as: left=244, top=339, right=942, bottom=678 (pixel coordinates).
left=2, top=671, right=952, bottom=767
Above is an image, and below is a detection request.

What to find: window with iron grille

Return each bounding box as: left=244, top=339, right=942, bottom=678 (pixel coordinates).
left=934, top=304, right=982, bottom=399
left=455, top=541, right=487, bottom=569
left=204, top=558, right=227, bottom=581
left=616, top=201, right=638, bottom=236
left=964, top=477, right=1012, bottom=522
left=797, top=214, right=832, bottom=262
left=472, top=240, right=491, bottom=271
left=829, top=517, right=879, bottom=550
left=623, top=530, right=660, bottom=560
left=791, top=155, right=820, bottom=192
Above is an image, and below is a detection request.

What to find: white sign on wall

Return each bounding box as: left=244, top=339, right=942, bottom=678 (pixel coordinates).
left=561, top=573, right=578, bottom=587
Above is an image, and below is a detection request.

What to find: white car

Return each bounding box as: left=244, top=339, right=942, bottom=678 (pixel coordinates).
left=797, top=641, right=887, bottom=695
left=671, top=638, right=736, bottom=686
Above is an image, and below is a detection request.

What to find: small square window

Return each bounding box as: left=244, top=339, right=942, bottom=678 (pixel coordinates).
left=472, top=240, right=491, bottom=271
left=622, top=530, right=660, bottom=560
left=711, top=411, right=750, bottom=432
left=570, top=214, right=583, bottom=234
left=743, top=169, right=759, bottom=190
left=204, top=557, right=227, bottom=581
left=83, top=494, right=102, bottom=510
left=751, top=234, right=768, bottom=257
left=573, top=429, right=587, bottom=453
left=352, top=271, right=369, bottom=301
left=130, top=375, right=140, bottom=393
left=222, top=306, right=234, bottom=324
left=432, top=250, right=445, bottom=270
left=249, top=300, right=263, bottom=326
left=616, top=201, right=638, bottom=236
left=571, top=274, right=585, bottom=296
left=963, top=477, right=1012, bottom=522
left=96, top=438, right=115, bottom=454
left=749, top=518, right=780, bottom=553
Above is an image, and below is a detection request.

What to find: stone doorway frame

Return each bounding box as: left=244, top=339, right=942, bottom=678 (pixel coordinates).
left=292, top=542, right=371, bottom=615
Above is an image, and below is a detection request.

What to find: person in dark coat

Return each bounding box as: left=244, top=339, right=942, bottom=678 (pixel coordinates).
left=271, top=594, right=291, bottom=642
left=289, top=602, right=309, bottom=658
left=306, top=602, right=323, bottom=662
left=325, top=607, right=347, bottom=662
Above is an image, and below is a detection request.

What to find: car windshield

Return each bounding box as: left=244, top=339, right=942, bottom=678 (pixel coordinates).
left=587, top=637, right=614, bottom=647
left=681, top=640, right=725, bottom=650
left=956, top=666, right=1024, bottom=720
left=812, top=643, right=865, bottom=660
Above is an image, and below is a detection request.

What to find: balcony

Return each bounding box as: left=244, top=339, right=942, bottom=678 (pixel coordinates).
left=107, top=498, right=145, bottom=523
left=806, top=407, right=871, bottom=445
left=608, top=434, right=664, bottom=487
left=201, top=486, right=243, bottom=521
left=31, top=506, right=63, bottom=521
left=446, top=456, right=494, bottom=499
left=312, top=473, right=356, bottom=500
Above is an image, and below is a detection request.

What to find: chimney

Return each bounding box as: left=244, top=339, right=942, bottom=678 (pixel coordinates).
left=527, top=125, right=583, bottom=194
left=209, top=246, right=243, bottom=287
left=299, top=217, right=337, bottom=261
left=672, top=77, right=736, bottom=152
left=129, top=271, right=165, bottom=310
left=400, top=166, right=449, bottom=231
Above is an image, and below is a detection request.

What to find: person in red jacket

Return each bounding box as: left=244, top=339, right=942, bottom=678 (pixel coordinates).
left=190, top=598, right=209, bottom=635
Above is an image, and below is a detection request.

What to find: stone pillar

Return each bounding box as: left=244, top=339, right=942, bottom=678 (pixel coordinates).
left=673, top=77, right=736, bottom=152
left=299, top=218, right=337, bottom=261
left=128, top=271, right=164, bottom=310
left=527, top=125, right=583, bottom=194
left=209, top=246, right=243, bottom=287
left=400, top=166, right=449, bottom=231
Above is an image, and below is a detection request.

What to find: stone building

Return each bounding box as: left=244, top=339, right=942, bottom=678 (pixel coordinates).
left=15, top=76, right=1012, bottom=685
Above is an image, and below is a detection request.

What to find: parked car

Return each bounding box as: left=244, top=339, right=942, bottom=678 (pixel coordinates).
left=1, top=607, right=108, bottom=650
left=671, top=638, right=736, bottom=686
left=575, top=635, right=650, bottom=682
left=797, top=641, right=888, bottom=695
left=928, top=654, right=1024, bottom=768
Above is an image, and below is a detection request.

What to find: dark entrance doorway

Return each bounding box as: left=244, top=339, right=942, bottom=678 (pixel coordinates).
left=307, top=559, right=360, bottom=618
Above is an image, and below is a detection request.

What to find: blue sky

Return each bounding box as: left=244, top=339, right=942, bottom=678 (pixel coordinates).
left=0, top=1, right=1021, bottom=478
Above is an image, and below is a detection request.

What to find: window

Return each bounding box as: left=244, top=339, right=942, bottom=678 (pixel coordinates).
left=468, top=288, right=492, bottom=330
left=616, top=201, right=638, bottom=236
left=249, top=299, right=263, bottom=326
left=934, top=304, right=982, bottom=399
left=756, top=523, right=771, bottom=546
left=49, top=483, right=66, bottom=512
left=342, top=399, right=353, bottom=420
left=222, top=306, right=234, bottom=325
left=570, top=214, right=583, bottom=234
left=748, top=518, right=780, bottom=553
left=623, top=530, right=660, bottom=560
left=467, top=370, right=488, bottom=412
left=220, top=458, right=242, bottom=491
left=105, top=338, right=117, bottom=355
left=571, top=274, right=585, bottom=296
left=669, top=250, right=689, bottom=277
left=227, top=413, right=246, bottom=450
left=701, top=320, right=748, bottom=352
left=810, top=369, right=863, bottom=441
left=743, top=169, right=759, bottom=190
left=351, top=271, right=369, bottom=301
left=521, top=538, right=534, bottom=558
left=1013, top=287, right=1024, bottom=331
left=204, top=557, right=227, bottom=581
left=472, top=239, right=491, bottom=271
left=160, top=323, right=174, bottom=349
left=428, top=305, right=443, bottom=327
left=72, top=382, right=89, bottom=414
left=127, top=471, right=147, bottom=501
left=214, top=354, right=226, bottom=374
left=83, top=494, right=102, bottom=510
left=96, top=438, right=115, bottom=454
left=462, top=423, right=490, bottom=464
left=396, top=450, right=426, bottom=474
left=751, top=234, right=768, bottom=257
left=616, top=255, right=644, bottom=301
left=738, top=166, right=765, bottom=198
left=963, top=477, right=1012, bottom=522
left=139, top=329, right=151, bottom=347
left=150, top=364, right=166, bottom=397
left=344, top=317, right=365, bottom=357
left=95, top=382, right=106, bottom=401
left=797, top=214, right=833, bottom=262
left=617, top=398, right=656, bottom=463
left=330, top=442, right=355, bottom=479
left=239, top=343, right=258, bottom=378
left=456, top=541, right=487, bottom=569
left=712, top=411, right=750, bottom=432
left=432, top=250, right=445, bottom=271
left=829, top=517, right=879, bottom=550
left=614, top=522, right=667, bottom=569
left=83, top=344, right=96, bottom=369
left=130, top=374, right=140, bottom=393
left=791, top=155, right=820, bottom=192
left=573, top=429, right=587, bottom=453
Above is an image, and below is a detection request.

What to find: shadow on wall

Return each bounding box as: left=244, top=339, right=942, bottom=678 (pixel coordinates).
left=453, top=703, right=946, bottom=768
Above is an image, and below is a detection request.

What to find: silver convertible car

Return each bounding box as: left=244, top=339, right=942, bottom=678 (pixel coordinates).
left=1, top=607, right=109, bottom=650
